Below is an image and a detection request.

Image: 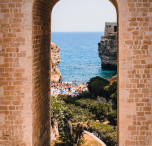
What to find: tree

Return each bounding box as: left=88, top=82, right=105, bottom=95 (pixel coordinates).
left=87, top=76, right=109, bottom=98
left=107, top=110, right=117, bottom=126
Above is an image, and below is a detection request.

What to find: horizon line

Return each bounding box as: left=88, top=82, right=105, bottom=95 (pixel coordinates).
left=51, top=31, right=104, bottom=33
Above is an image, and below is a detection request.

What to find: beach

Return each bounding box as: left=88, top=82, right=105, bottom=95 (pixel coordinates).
left=51, top=82, right=88, bottom=97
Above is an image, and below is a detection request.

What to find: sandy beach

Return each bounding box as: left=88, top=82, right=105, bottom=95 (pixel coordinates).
left=51, top=82, right=88, bottom=97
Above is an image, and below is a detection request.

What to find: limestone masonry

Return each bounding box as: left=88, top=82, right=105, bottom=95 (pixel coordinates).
left=98, top=22, right=117, bottom=69
left=0, top=0, right=152, bottom=145
left=51, top=42, right=61, bottom=83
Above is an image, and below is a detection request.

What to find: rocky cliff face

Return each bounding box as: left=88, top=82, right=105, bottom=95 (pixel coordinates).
left=98, top=22, right=117, bottom=70
left=51, top=121, right=59, bottom=141
left=51, top=42, right=61, bottom=82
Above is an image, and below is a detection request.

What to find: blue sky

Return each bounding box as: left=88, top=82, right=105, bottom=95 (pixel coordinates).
left=51, top=0, right=116, bottom=32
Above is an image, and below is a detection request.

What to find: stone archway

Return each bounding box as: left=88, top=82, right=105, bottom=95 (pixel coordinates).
left=32, top=0, right=119, bottom=145
left=0, top=0, right=152, bottom=145
left=32, top=1, right=59, bottom=145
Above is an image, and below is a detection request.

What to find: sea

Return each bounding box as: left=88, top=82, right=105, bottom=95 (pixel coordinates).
left=51, top=32, right=116, bottom=85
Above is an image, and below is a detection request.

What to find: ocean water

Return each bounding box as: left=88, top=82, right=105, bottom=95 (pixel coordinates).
left=52, top=32, right=116, bottom=84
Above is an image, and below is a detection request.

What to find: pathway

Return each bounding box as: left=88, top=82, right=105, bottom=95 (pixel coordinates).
left=83, top=130, right=106, bottom=146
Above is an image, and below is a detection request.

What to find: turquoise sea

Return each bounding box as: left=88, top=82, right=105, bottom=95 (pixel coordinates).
left=52, top=32, right=116, bottom=84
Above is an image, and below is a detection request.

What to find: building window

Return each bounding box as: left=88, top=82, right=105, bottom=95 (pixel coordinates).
left=114, top=26, right=117, bottom=32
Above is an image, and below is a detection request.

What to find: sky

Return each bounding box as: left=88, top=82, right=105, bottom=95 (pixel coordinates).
left=51, top=0, right=117, bottom=32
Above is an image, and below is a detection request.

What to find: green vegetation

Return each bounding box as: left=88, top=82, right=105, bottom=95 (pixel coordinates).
left=51, top=96, right=72, bottom=135
left=51, top=76, right=117, bottom=145
left=73, top=99, right=111, bottom=121
left=87, top=76, right=117, bottom=109
left=107, top=110, right=117, bottom=126
left=87, top=76, right=109, bottom=98
left=87, top=121, right=117, bottom=146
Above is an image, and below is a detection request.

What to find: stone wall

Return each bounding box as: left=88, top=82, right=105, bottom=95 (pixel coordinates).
left=0, top=0, right=58, bottom=145
left=0, top=0, right=33, bottom=145
left=118, top=0, right=152, bottom=145
left=32, top=0, right=51, bottom=145
left=0, top=0, right=152, bottom=145
left=98, top=22, right=117, bottom=69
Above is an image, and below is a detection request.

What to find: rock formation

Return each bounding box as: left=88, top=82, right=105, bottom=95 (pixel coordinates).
left=51, top=120, right=59, bottom=141
left=98, top=22, right=117, bottom=70
left=51, top=42, right=61, bottom=82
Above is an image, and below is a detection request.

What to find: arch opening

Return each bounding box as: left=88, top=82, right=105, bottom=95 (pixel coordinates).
left=51, top=0, right=119, bottom=145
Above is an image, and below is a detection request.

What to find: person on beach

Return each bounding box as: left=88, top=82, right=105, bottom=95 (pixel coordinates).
left=59, top=76, right=62, bottom=83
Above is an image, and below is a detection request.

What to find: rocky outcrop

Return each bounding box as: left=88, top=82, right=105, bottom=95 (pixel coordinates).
left=98, top=22, right=117, bottom=70
left=51, top=120, right=59, bottom=141
left=51, top=42, right=61, bottom=82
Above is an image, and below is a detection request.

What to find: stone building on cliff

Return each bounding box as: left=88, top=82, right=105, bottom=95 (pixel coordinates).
left=98, top=22, right=117, bottom=70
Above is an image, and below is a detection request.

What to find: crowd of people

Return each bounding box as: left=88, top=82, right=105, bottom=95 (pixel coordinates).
left=51, top=81, right=88, bottom=97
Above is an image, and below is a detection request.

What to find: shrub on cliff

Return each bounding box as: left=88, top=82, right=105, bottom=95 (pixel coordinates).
left=107, top=110, right=117, bottom=126
left=75, top=99, right=111, bottom=121
left=104, top=81, right=117, bottom=100
left=76, top=91, right=93, bottom=99
left=65, top=103, right=96, bottom=123
left=108, top=81, right=117, bottom=94
left=51, top=96, right=72, bottom=133
left=110, top=92, right=117, bottom=109
left=87, top=76, right=109, bottom=98
left=57, top=95, right=111, bottom=122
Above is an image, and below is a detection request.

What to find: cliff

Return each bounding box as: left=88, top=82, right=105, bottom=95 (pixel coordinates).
left=98, top=22, right=117, bottom=70
left=51, top=120, right=59, bottom=141
left=51, top=42, right=61, bottom=82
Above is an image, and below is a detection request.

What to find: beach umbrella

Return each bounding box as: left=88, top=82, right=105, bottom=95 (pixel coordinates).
left=60, top=90, right=65, bottom=93
left=74, top=90, right=77, bottom=95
